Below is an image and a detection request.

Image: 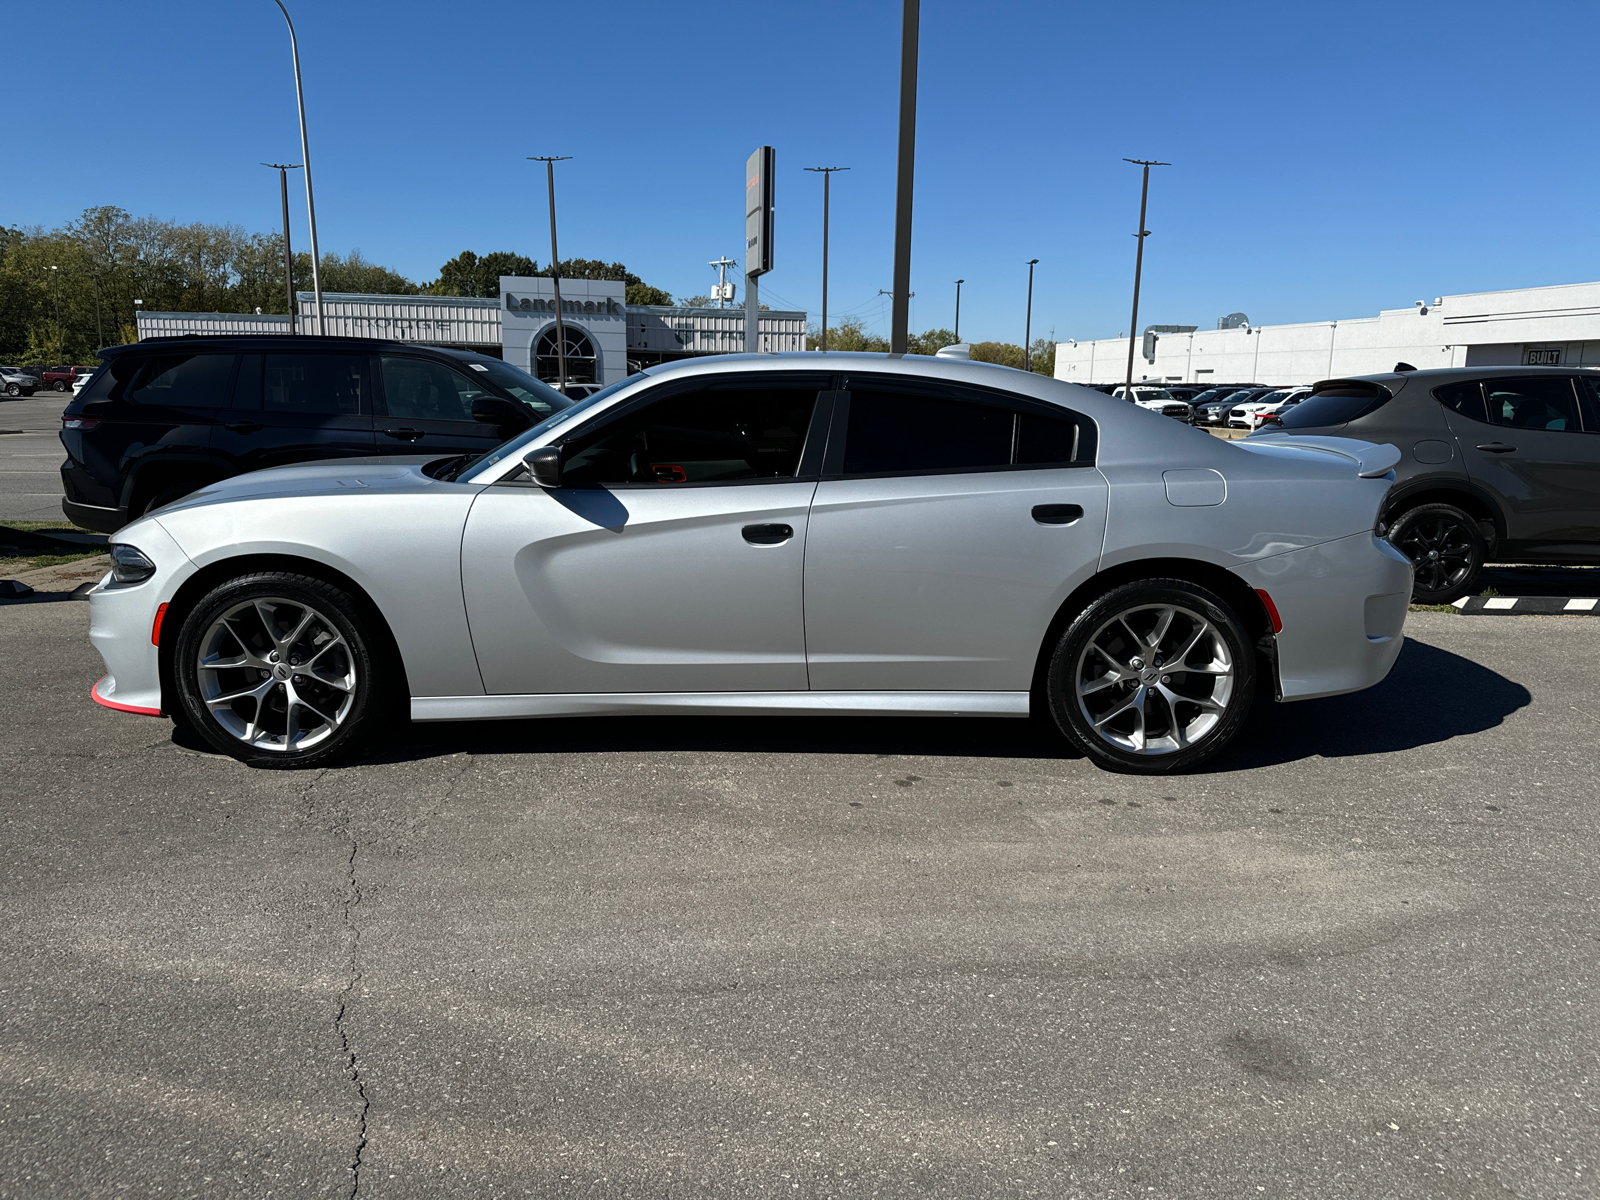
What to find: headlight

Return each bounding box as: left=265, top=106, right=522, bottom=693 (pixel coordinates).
left=109, top=544, right=157, bottom=585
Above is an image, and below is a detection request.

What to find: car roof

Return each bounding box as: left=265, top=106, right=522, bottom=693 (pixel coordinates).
left=98, top=335, right=466, bottom=359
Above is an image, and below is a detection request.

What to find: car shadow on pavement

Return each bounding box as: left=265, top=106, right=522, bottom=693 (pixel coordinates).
left=1204, top=638, right=1531, bottom=772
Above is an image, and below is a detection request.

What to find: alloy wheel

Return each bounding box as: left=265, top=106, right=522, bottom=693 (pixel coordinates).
left=1074, top=602, right=1235, bottom=755
left=195, top=596, right=357, bottom=752
left=1395, top=515, right=1475, bottom=594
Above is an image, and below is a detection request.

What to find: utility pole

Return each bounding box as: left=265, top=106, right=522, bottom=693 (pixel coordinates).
left=270, top=0, right=324, bottom=334
left=954, top=279, right=963, bottom=341
left=1122, top=158, right=1169, bottom=398
left=804, top=166, right=848, bottom=351
left=1023, top=259, right=1039, bottom=372
left=890, top=0, right=919, bottom=353
left=528, top=156, right=572, bottom=392
left=48, top=266, right=61, bottom=363
left=709, top=256, right=737, bottom=308
left=262, top=163, right=301, bottom=334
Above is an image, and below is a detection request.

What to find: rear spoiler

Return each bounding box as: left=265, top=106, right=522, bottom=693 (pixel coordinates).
left=1250, top=435, right=1402, bottom=478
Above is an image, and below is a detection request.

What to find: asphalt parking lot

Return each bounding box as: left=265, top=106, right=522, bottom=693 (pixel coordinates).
left=2, top=599, right=1596, bottom=1199
left=0, top=392, right=72, bottom=524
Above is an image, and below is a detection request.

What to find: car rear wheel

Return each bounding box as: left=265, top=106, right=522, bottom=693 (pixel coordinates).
left=5, top=383, right=18, bottom=397
left=174, top=572, right=393, bottom=768
left=1046, top=578, right=1256, bottom=774
left=53, top=380, right=67, bottom=391
left=1388, top=503, right=1485, bottom=604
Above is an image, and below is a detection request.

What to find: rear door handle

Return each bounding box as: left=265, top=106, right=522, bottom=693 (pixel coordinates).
left=1032, top=503, right=1084, bottom=525
left=1476, top=442, right=1516, bottom=453
left=224, top=421, right=262, bottom=434
left=742, top=523, right=794, bottom=545
left=382, top=427, right=425, bottom=442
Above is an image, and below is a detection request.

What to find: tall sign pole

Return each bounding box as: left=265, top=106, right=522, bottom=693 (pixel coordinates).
left=529, top=156, right=572, bottom=392
left=954, top=279, right=963, bottom=341
left=744, top=146, right=775, bottom=354
left=270, top=0, right=324, bottom=335
left=1024, top=259, right=1039, bottom=371
left=262, top=163, right=301, bottom=334
left=1122, top=158, right=1169, bottom=397
left=805, top=166, right=848, bottom=352
left=890, top=0, right=919, bottom=353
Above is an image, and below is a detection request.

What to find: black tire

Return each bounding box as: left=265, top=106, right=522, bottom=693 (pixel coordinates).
left=1046, top=578, right=1256, bottom=774
left=1387, top=503, right=1485, bottom=604
left=52, top=380, right=67, bottom=391
left=174, top=572, right=394, bottom=768
left=4, top=383, right=18, bottom=397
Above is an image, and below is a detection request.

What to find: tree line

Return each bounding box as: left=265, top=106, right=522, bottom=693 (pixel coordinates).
left=805, top=317, right=1056, bottom=376
left=0, top=207, right=674, bottom=364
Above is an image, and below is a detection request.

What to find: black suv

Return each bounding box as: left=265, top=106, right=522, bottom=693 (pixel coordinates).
left=1259, top=366, right=1600, bottom=602
left=59, top=336, right=572, bottom=532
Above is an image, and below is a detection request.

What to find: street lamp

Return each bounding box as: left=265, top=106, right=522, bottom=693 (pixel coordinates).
left=528, top=156, right=572, bottom=393
left=890, top=0, right=919, bottom=353
left=804, top=166, right=849, bottom=352
left=262, top=163, right=302, bottom=334
left=1122, top=158, right=1169, bottom=397
left=269, top=0, right=325, bottom=334
left=953, top=279, right=964, bottom=342
left=1023, top=260, right=1039, bottom=372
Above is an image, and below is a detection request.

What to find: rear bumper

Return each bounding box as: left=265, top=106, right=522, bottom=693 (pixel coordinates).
left=1231, top=531, right=1414, bottom=701
left=62, top=497, right=125, bottom=533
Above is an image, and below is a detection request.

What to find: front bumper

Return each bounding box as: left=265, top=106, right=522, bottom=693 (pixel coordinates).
left=1232, top=530, right=1414, bottom=701
left=87, top=518, right=194, bottom=716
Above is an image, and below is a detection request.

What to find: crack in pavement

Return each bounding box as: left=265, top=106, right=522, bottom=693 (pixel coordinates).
left=334, top=808, right=370, bottom=1199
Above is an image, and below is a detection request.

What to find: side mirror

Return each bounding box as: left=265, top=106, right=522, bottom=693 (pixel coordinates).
left=522, top=445, right=562, bottom=488
left=472, top=396, right=531, bottom=430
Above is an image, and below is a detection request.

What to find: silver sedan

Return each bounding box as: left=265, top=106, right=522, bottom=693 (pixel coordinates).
left=86, top=353, right=1414, bottom=773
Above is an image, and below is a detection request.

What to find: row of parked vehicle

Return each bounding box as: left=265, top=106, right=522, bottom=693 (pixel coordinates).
left=0, top=364, right=97, bottom=397
left=1083, top=381, right=1310, bottom=428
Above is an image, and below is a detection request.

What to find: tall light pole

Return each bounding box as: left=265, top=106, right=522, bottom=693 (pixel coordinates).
left=269, top=0, right=324, bottom=334
left=1023, top=259, right=1039, bottom=372
left=1122, top=158, right=1169, bottom=397
left=262, top=163, right=301, bottom=334
left=890, top=0, right=919, bottom=353
left=804, top=166, right=848, bottom=352
left=49, top=266, right=61, bottom=363
left=528, top=156, right=572, bottom=393
left=953, top=279, right=963, bottom=341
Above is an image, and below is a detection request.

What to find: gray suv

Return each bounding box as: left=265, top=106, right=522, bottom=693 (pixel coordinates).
left=1255, top=366, right=1600, bottom=602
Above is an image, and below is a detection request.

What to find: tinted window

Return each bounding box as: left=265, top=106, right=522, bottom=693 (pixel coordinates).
left=844, top=390, right=1013, bottom=474
left=261, top=354, right=367, bottom=415
left=1016, top=411, right=1080, bottom=464
left=1277, top=386, right=1391, bottom=428
left=380, top=357, right=492, bottom=422
left=1484, top=377, right=1579, bottom=431
left=1433, top=380, right=1486, bottom=423
left=126, top=354, right=235, bottom=409
left=450, top=356, right=571, bottom=417
left=561, top=383, right=819, bottom=486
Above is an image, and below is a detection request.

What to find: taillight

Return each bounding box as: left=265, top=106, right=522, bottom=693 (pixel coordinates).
left=62, top=416, right=101, bottom=430
left=1255, top=589, right=1284, bottom=634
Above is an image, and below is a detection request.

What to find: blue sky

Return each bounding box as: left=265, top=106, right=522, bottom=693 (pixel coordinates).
left=8, top=0, right=1600, bottom=344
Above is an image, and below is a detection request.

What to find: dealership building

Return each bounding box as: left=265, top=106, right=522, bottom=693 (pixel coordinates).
left=1054, top=279, right=1600, bottom=387
left=135, top=275, right=808, bottom=386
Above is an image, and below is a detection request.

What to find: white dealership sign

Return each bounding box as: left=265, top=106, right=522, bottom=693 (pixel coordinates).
left=500, top=276, right=627, bottom=386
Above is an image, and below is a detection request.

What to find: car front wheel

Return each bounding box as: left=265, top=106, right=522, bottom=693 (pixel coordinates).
left=1387, top=503, right=1485, bottom=604
left=1046, top=578, right=1256, bottom=774
left=174, top=572, right=393, bottom=768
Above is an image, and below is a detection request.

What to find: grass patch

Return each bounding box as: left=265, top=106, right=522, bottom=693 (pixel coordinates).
left=1409, top=603, right=1459, bottom=614
left=0, top=550, right=108, bottom=574
left=4, top=520, right=83, bottom=532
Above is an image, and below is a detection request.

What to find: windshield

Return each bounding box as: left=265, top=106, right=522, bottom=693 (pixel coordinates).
left=451, top=371, right=653, bottom=481
left=1135, top=389, right=1174, bottom=401
left=1278, top=384, right=1393, bottom=428
left=447, top=353, right=574, bottom=418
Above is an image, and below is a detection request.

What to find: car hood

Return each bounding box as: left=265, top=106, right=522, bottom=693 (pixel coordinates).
left=155, top=456, right=457, bottom=515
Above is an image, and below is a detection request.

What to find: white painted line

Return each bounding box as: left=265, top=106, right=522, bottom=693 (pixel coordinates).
left=1451, top=596, right=1470, bottom=609
left=1483, top=597, right=1518, bottom=609
left=1565, top=598, right=1598, bottom=611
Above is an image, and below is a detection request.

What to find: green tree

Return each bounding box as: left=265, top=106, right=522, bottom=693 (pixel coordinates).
left=625, top=282, right=673, bottom=306
left=428, top=250, right=537, bottom=298
left=806, top=316, right=889, bottom=352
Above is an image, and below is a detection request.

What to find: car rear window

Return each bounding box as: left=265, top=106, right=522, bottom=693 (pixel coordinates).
left=1277, top=383, right=1392, bottom=428
left=1433, top=381, right=1486, bottom=423
left=126, top=354, right=237, bottom=409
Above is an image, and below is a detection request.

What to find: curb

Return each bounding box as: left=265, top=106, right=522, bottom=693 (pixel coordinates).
left=1454, top=595, right=1598, bottom=615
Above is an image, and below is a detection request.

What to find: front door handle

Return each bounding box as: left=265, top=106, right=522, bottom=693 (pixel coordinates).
left=1032, top=503, right=1084, bottom=525
left=382, top=427, right=425, bottom=442
left=742, top=523, right=794, bottom=545
left=224, top=420, right=263, bottom=434
left=1476, top=442, right=1516, bottom=453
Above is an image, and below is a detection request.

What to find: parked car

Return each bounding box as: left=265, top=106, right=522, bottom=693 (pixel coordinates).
left=1251, top=387, right=1314, bottom=429
left=1189, top=386, right=1256, bottom=426
left=86, top=352, right=1413, bottom=775
left=0, top=366, right=39, bottom=397
left=1110, top=385, right=1193, bottom=421
left=43, top=365, right=86, bottom=392
left=1254, top=366, right=1600, bottom=602
left=1222, top=388, right=1281, bottom=427
left=58, top=336, right=573, bottom=533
